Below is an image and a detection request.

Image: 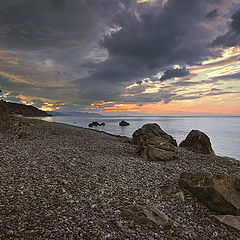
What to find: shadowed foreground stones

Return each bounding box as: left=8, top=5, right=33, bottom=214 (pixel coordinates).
left=179, top=129, right=214, bottom=154
left=179, top=172, right=240, bottom=215
left=133, top=123, right=177, bottom=162
left=119, top=120, right=130, bottom=126
left=122, top=205, right=172, bottom=229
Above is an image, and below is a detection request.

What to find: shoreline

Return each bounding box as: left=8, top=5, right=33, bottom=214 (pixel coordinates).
left=33, top=116, right=240, bottom=161
left=0, top=117, right=239, bottom=239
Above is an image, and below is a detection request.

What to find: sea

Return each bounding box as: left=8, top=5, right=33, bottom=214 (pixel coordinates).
left=37, top=115, right=240, bottom=160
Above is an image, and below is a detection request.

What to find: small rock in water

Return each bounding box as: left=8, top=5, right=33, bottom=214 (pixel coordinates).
left=119, top=120, right=130, bottom=126
left=88, top=122, right=105, bottom=127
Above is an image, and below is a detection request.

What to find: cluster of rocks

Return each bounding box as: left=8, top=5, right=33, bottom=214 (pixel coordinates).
left=88, top=120, right=131, bottom=127
left=88, top=121, right=105, bottom=127
left=131, top=123, right=240, bottom=231
left=132, top=123, right=214, bottom=162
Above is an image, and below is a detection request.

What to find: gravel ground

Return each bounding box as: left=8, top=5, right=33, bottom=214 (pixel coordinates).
left=0, top=118, right=240, bottom=240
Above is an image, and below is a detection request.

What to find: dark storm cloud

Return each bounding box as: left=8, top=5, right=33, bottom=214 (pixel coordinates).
left=0, top=0, right=124, bottom=107
left=102, top=0, right=218, bottom=67
left=73, top=0, right=230, bottom=105
left=0, top=0, right=238, bottom=108
left=0, top=0, right=111, bottom=50
left=160, top=67, right=189, bottom=81
left=212, top=9, right=240, bottom=46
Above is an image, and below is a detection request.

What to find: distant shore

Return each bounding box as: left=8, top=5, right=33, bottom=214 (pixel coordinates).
left=0, top=117, right=240, bottom=239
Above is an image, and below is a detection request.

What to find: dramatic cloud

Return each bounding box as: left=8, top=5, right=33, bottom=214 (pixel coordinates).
left=73, top=0, right=234, bottom=105
left=212, top=9, right=240, bottom=47
left=0, top=0, right=110, bottom=50
left=102, top=0, right=218, bottom=66
left=160, top=67, right=189, bottom=81
left=0, top=0, right=239, bottom=113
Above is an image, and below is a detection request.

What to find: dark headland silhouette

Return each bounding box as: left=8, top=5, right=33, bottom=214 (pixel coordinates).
left=0, top=100, right=50, bottom=117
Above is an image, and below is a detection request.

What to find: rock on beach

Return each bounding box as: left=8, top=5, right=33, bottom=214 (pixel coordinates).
left=133, top=123, right=178, bottom=162
left=179, top=171, right=240, bottom=215
left=179, top=129, right=214, bottom=154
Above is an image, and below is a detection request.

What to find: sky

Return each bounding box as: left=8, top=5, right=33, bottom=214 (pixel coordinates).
left=0, top=0, right=240, bottom=115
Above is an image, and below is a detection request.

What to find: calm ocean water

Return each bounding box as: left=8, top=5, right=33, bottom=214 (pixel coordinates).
left=39, top=116, right=240, bottom=160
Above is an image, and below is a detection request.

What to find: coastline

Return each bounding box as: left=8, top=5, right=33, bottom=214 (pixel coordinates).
left=34, top=115, right=240, bottom=161
left=0, top=117, right=240, bottom=239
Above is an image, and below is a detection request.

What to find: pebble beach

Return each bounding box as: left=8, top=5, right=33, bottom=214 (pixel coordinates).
left=0, top=117, right=240, bottom=239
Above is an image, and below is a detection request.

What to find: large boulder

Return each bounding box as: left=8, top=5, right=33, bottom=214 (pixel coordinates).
left=133, top=123, right=177, bottom=146
left=119, top=120, right=130, bottom=126
left=179, top=130, right=214, bottom=154
left=136, top=136, right=177, bottom=162
left=179, top=172, right=240, bottom=215
left=133, top=123, right=177, bottom=162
